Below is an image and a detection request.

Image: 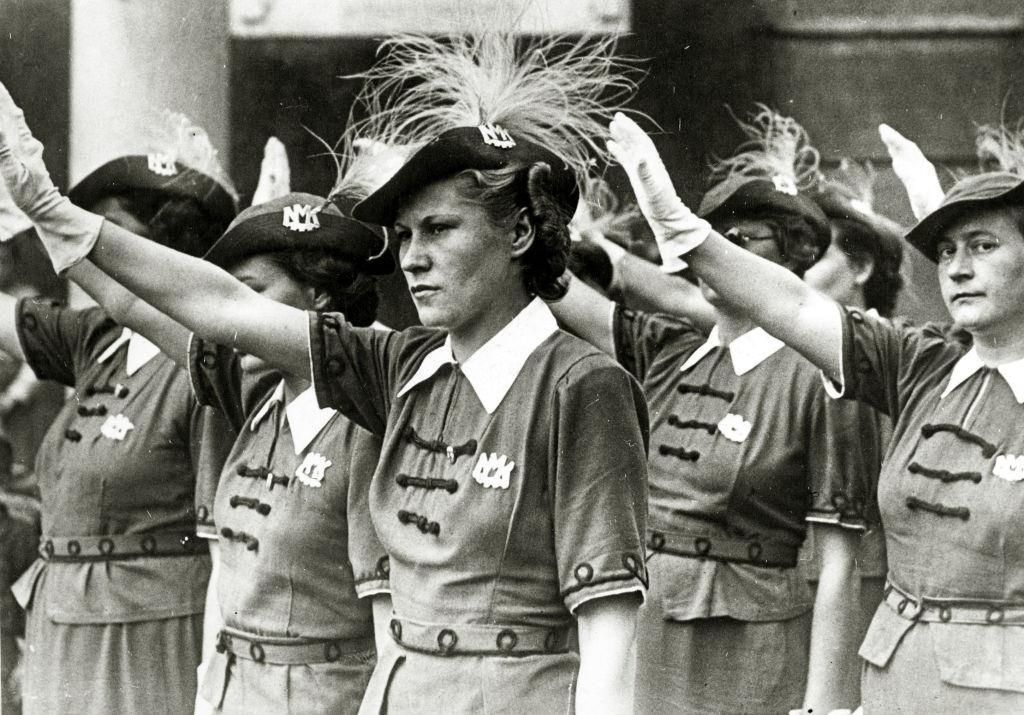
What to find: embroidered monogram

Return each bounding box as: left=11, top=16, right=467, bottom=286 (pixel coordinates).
left=146, top=153, right=178, bottom=176
left=472, top=452, right=515, bottom=489
left=282, top=203, right=322, bottom=232
left=993, top=453, right=1024, bottom=482
left=100, top=413, right=134, bottom=441
left=478, top=123, right=516, bottom=149
left=717, top=413, right=752, bottom=443
left=295, top=452, right=332, bottom=488
left=771, top=174, right=798, bottom=196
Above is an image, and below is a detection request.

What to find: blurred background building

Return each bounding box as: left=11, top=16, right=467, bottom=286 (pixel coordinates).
left=2, top=0, right=1023, bottom=328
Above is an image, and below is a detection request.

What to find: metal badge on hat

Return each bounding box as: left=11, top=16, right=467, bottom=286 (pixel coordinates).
left=147, top=153, right=178, bottom=177
left=282, top=203, right=322, bottom=232
left=771, top=174, right=798, bottom=196
left=478, top=123, right=516, bottom=149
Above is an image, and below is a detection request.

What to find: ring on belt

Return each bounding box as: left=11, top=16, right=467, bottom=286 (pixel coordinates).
left=216, top=630, right=373, bottom=665
left=39, top=533, right=207, bottom=561
left=387, top=615, right=570, bottom=657
left=884, top=578, right=1024, bottom=626
left=646, top=529, right=797, bottom=568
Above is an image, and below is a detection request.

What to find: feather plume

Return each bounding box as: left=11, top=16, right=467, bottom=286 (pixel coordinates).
left=143, top=110, right=238, bottom=200
left=329, top=136, right=417, bottom=202
left=820, top=158, right=878, bottom=216
left=570, top=176, right=640, bottom=244
left=975, top=119, right=1024, bottom=176
left=345, top=31, right=642, bottom=184
left=709, top=104, right=820, bottom=192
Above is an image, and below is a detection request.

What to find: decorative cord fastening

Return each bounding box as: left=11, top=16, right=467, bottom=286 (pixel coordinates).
left=77, top=405, right=108, bottom=417
left=908, top=462, right=982, bottom=484
left=905, top=495, right=970, bottom=521
left=403, top=427, right=477, bottom=464
left=64, top=429, right=82, bottom=442
left=659, top=444, right=700, bottom=461
left=86, top=383, right=129, bottom=398
left=229, top=495, right=272, bottom=515
left=676, top=383, right=735, bottom=402
left=220, top=526, right=259, bottom=551
left=395, top=474, right=459, bottom=493
left=236, top=465, right=289, bottom=489
left=921, top=423, right=998, bottom=458
left=397, top=509, right=440, bottom=536
left=667, top=415, right=717, bottom=434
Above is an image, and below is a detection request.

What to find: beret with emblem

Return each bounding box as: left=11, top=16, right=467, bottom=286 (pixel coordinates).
left=814, top=158, right=904, bottom=262
left=203, top=192, right=394, bottom=274
left=697, top=105, right=830, bottom=242
left=346, top=32, right=640, bottom=227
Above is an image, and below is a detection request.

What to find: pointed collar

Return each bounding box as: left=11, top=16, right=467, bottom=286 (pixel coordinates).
left=941, top=347, right=1024, bottom=404
left=250, top=381, right=338, bottom=454
left=680, top=325, right=785, bottom=376
left=96, top=328, right=161, bottom=376
left=396, top=298, right=558, bottom=414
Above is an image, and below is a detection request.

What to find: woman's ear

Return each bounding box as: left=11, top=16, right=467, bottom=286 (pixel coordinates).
left=510, top=207, right=535, bottom=259
left=307, top=286, right=332, bottom=311
left=851, top=254, right=875, bottom=288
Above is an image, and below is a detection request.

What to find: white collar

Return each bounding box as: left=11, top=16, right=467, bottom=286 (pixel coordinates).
left=941, top=347, right=1024, bottom=404
left=680, top=325, right=785, bottom=376
left=250, top=381, right=338, bottom=454
left=95, top=328, right=161, bottom=376
left=396, top=298, right=558, bottom=414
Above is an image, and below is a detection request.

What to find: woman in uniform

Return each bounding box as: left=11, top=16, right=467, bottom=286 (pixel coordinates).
left=0, top=33, right=650, bottom=713
left=0, top=92, right=237, bottom=714
left=601, top=110, right=1024, bottom=710
left=550, top=107, right=874, bottom=714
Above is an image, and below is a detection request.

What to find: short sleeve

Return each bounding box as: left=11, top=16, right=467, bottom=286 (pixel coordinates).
left=189, top=405, right=236, bottom=539
left=553, top=359, right=650, bottom=613
left=835, top=306, right=967, bottom=419
left=346, top=427, right=389, bottom=599
left=16, top=299, right=117, bottom=386
left=805, top=384, right=885, bottom=532
left=611, top=304, right=703, bottom=381
left=188, top=334, right=277, bottom=432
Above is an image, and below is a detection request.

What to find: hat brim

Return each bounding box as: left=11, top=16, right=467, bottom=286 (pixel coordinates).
left=69, top=156, right=238, bottom=224
left=815, top=191, right=904, bottom=261
left=698, top=177, right=831, bottom=240
left=905, top=174, right=1024, bottom=262
left=352, top=127, right=579, bottom=226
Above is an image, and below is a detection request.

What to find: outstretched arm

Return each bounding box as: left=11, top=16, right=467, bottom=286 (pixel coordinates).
left=614, top=252, right=714, bottom=329
left=607, top=113, right=843, bottom=380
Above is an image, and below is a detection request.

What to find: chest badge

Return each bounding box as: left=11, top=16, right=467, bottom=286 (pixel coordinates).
left=717, top=413, right=752, bottom=443
left=295, top=452, right=332, bottom=488
left=472, top=452, right=515, bottom=490
left=993, top=454, right=1024, bottom=482
left=100, top=413, right=134, bottom=441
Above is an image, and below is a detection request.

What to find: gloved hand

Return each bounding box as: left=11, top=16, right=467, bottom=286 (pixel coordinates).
left=250, top=137, right=290, bottom=206
left=879, top=123, right=944, bottom=221
left=607, top=113, right=711, bottom=272
left=0, top=82, right=102, bottom=273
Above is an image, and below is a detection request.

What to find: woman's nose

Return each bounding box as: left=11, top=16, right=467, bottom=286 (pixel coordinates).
left=400, top=234, right=430, bottom=273
left=944, top=245, right=974, bottom=279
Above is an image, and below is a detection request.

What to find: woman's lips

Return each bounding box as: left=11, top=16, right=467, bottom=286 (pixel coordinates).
left=410, top=285, right=440, bottom=298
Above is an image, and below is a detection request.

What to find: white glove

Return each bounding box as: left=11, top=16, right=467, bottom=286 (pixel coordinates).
left=607, top=113, right=710, bottom=272
left=879, top=123, right=944, bottom=221
left=0, top=82, right=102, bottom=273
left=250, top=137, right=290, bottom=206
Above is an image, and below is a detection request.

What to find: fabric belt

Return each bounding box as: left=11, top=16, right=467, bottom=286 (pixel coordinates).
left=647, top=529, right=797, bottom=568
left=388, top=616, right=571, bottom=657
left=39, top=532, right=207, bottom=562
left=216, top=629, right=374, bottom=665
left=884, top=578, right=1024, bottom=626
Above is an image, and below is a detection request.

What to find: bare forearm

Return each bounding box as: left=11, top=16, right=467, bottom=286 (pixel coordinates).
left=87, top=221, right=310, bottom=378
left=0, top=291, right=25, bottom=361
left=686, top=231, right=843, bottom=378
left=371, top=594, right=394, bottom=657
left=575, top=595, right=639, bottom=714
left=803, top=527, right=861, bottom=712
left=616, top=253, right=715, bottom=330
left=547, top=272, right=615, bottom=355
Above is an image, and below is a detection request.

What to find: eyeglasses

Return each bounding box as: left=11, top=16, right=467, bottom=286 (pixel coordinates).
left=723, top=227, right=777, bottom=248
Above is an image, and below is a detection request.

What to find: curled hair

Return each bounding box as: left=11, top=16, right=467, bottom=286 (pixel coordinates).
left=113, top=189, right=229, bottom=257
left=267, top=249, right=379, bottom=326
left=831, top=218, right=904, bottom=317
left=453, top=164, right=571, bottom=301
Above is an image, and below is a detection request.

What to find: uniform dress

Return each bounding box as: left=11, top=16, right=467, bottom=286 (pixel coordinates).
left=9, top=298, right=234, bottom=715
left=612, top=307, right=877, bottom=715
left=307, top=298, right=649, bottom=714
left=832, top=305, right=1024, bottom=712
left=188, top=337, right=383, bottom=714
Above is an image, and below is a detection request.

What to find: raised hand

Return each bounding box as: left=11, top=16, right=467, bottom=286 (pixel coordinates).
left=607, top=113, right=711, bottom=270
left=251, top=137, right=290, bottom=206
left=879, top=123, right=944, bottom=221
left=0, top=82, right=102, bottom=272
